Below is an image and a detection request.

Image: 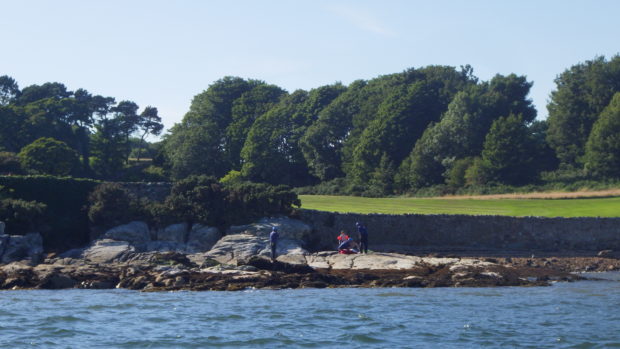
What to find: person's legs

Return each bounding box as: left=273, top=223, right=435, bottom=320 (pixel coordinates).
left=360, top=239, right=368, bottom=253
left=270, top=242, right=277, bottom=260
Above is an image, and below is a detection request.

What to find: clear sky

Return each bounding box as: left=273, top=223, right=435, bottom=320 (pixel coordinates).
left=2, top=0, right=619, bottom=133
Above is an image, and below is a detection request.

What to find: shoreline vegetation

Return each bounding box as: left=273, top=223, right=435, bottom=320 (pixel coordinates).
left=299, top=194, right=620, bottom=217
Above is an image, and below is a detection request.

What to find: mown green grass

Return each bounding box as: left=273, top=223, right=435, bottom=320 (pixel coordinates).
left=299, top=195, right=620, bottom=217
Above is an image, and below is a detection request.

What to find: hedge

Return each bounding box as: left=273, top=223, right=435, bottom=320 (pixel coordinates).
left=0, top=175, right=100, bottom=250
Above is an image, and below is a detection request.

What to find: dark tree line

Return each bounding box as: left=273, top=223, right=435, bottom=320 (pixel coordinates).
left=0, top=77, right=163, bottom=180
left=3, top=55, right=619, bottom=195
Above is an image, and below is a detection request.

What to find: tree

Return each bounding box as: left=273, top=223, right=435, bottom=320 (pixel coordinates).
left=225, top=84, right=286, bottom=169
left=110, top=100, right=140, bottom=161
left=299, top=80, right=367, bottom=181
left=348, top=81, right=446, bottom=185
left=481, top=114, right=537, bottom=185
left=90, top=119, right=127, bottom=179
left=365, top=153, right=396, bottom=197
left=240, top=84, right=344, bottom=186
left=547, top=55, right=620, bottom=167
left=164, top=120, right=229, bottom=179
left=162, top=77, right=263, bottom=179
left=0, top=75, right=19, bottom=106
left=400, top=74, right=536, bottom=190
left=585, top=92, right=620, bottom=178
left=135, top=106, right=164, bottom=161
left=240, top=90, right=311, bottom=185
left=18, top=137, right=79, bottom=176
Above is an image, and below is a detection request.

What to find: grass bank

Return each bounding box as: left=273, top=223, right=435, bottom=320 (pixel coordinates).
left=299, top=195, right=620, bottom=217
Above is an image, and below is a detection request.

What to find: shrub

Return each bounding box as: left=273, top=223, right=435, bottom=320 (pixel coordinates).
left=223, top=181, right=301, bottom=225
left=0, top=175, right=99, bottom=250
left=147, top=176, right=300, bottom=228
left=0, top=198, right=47, bottom=235
left=87, top=183, right=143, bottom=228
left=18, top=137, right=79, bottom=176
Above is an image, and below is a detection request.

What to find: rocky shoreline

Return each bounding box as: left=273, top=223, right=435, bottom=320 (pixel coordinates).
left=1, top=218, right=619, bottom=292
left=1, top=251, right=618, bottom=292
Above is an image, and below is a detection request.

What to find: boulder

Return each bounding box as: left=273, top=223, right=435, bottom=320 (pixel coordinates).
left=205, top=234, right=266, bottom=264
left=227, top=217, right=311, bottom=240
left=82, top=239, right=135, bottom=264
left=187, top=224, right=221, bottom=252
left=103, top=221, right=150, bottom=244
left=145, top=240, right=187, bottom=253
left=0, top=233, right=44, bottom=265
left=155, top=223, right=189, bottom=243
left=205, top=233, right=308, bottom=264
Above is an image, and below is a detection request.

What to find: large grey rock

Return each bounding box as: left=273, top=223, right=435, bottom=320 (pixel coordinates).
left=205, top=233, right=307, bottom=264
left=83, top=239, right=135, bottom=264
left=0, top=232, right=44, bottom=264
left=103, top=221, right=150, bottom=244
left=145, top=240, right=187, bottom=253
left=187, top=224, right=221, bottom=252
left=0, top=221, right=5, bottom=234
left=155, top=223, right=189, bottom=243
left=227, top=217, right=311, bottom=240
left=205, top=234, right=265, bottom=264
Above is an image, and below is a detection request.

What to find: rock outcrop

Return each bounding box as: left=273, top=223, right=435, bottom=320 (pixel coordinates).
left=0, top=223, right=44, bottom=265
left=208, top=217, right=309, bottom=264
left=2, top=251, right=603, bottom=291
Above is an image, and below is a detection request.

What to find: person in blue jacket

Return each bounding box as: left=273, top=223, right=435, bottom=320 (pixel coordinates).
left=269, top=227, right=279, bottom=261
left=356, top=222, right=368, bottom=254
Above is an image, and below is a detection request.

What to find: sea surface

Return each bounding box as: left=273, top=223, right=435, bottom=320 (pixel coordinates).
left=1, top=273, right=619, bottom=348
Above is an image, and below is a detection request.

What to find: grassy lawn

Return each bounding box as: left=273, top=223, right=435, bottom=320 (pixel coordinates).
left=299, top=195, right=620, bottom=217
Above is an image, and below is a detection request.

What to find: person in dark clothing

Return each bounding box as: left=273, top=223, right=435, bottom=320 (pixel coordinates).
left=356, top=222, right=368, bottom=254
left=269, top=227, right=279, bottom=261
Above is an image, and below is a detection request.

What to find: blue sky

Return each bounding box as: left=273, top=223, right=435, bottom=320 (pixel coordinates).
left=2, top=0, right=619, bottom=133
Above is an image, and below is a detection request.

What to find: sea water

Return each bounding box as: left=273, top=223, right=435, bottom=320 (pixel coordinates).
left=0, top=273, right=619, bottom=348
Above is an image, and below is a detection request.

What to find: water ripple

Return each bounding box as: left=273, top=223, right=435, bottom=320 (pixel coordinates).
left=0, top=278, right=618, bottom=347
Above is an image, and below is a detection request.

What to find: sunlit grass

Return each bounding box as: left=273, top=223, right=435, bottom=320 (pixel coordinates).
left=299, top=195, right=620, bottom=217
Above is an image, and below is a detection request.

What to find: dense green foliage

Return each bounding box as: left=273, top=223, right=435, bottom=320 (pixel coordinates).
left=585, top=92, right=620, bottom=177
left=0, top=76, right=163, bottom=180
left=18, top=137, right=79, bottom=176
left=146, top=176, right=300, bottom=228
left=87, top=183, right=143, bottom=229
left=0, top=198, right=47, bottom=235
left=0, top=175, right=99, bottom=249
left=546, top=56, right=620, bottom=168
left=3, top=54, right=620, bottom=196
left=155, top=56, right=619, bottom=196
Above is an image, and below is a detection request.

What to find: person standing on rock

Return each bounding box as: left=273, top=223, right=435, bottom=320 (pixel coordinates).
left=356, top=222, right=368, bottom=254
left=269, top=227, right=279, bottom=261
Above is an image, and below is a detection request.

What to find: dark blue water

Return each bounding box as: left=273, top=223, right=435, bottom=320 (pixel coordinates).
left=1, top=274, right=619, bottom=348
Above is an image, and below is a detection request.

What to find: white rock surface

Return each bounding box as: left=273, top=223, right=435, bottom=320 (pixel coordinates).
left=104, top=221, right=151, bottom=244
left=187, top=224, right=221, bottom=252
left=155, top=223, right=188, bottom=243
left=227, top=217, right=311, bottom=240
left=82, top=239, right=136, bottom=264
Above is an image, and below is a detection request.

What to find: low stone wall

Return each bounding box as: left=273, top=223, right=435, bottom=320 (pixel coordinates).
left=298, top=210, right=620, bottom=253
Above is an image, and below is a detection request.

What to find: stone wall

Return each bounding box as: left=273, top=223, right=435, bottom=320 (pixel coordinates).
left=298, top=210, right=620, bottom=253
